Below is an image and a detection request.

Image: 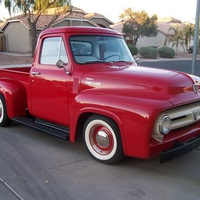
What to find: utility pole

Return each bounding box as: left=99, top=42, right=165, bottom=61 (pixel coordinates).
left=192, top=0, right=200, bottom=75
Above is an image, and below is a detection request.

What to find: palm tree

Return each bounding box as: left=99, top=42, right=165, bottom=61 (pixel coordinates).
left=166, top=26, right=185, bottom=52
left=183, top=23, right=195, bottom=51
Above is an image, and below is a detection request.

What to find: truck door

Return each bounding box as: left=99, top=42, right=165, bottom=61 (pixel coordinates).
left=29, top=36, right=71, bottom=126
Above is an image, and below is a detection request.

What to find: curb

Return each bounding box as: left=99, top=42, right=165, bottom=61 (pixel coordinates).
left=0, top=52, right=31, bottom=57
left=139, top=58, right=200, bottom=62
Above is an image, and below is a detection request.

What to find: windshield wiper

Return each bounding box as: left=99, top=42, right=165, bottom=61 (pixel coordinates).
left=80, top=60, right=135, bottom=65
left=82, top=60, right=111, bottom=64
left=112, top=60, right=135, bottom=65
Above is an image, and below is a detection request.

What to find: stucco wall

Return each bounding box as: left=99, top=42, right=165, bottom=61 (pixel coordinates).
left=53, top=20, right=70, bottom=27
left=0, top=35, right=6, bottom=51
left=4, top=21, right=30, bottom=53
left=136, top=32, right=166, bottom=49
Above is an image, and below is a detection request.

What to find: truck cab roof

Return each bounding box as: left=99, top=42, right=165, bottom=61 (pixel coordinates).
left=40, top=26, right=122, bottom=37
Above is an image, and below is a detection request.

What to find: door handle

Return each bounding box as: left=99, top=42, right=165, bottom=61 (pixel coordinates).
left=31, top=71, right=41, bottom=76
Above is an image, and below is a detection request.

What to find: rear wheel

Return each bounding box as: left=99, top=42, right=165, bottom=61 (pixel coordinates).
left=83, top=114, right=124, bottom=164
left=0, top=95, right=11, bottom=127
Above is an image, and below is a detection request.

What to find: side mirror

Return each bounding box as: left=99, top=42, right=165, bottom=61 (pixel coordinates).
left=136, top=57, right=140, bottom=66
left=56, top=60, right=71, bottom=75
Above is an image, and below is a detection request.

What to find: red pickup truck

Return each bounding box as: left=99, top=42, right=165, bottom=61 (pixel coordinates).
left=1, top=26, right=200, bottom=164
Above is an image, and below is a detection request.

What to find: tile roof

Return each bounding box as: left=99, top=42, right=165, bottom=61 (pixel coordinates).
left=1, top=13, right=92, bottom=30
left=0, top=22, right=5, bottom=30
left=84, top=12, right=105, bottom=18
left=157, top=18, right=185, bottom=35
left=84, top=12, right=113, bottom=24
left=157, top=17, right=182, bottom=23
left=1, top=6, right=112, bottom=31
left=53, top=12, right=100, bottom=27
left=71, top=6, right=87, bottom=14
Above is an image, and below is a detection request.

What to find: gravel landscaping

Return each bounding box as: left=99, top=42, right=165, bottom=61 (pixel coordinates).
left=0, top=53, right=33, bottom=66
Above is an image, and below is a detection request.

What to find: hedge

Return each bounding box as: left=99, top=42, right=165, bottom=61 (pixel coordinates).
left=127, top=44, right=138, bottom=55
left=158, top=46, right=175, bottom=58
left=139, top=46, right=158, bottom=59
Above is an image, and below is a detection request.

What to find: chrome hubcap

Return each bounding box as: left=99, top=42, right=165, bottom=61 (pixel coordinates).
left=96, top=130, right=110, bottom=148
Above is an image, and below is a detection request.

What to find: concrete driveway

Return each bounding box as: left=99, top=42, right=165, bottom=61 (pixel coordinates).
left=0, top=123, right=200, bottom=200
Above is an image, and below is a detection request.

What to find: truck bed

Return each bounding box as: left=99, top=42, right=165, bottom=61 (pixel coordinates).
left=0, top=66, right=31, bottom=86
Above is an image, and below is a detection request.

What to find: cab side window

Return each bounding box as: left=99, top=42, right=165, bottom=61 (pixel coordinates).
left=40, top=37, right=68, bottom=65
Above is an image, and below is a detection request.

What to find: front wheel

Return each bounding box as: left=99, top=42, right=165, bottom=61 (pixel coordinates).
left=0, top=95, right=11, bottom=127
left=83, top=114, right=124, bottom=164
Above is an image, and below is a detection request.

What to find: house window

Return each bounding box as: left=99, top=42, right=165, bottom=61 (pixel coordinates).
left=40, top=37, right=68, bottom=65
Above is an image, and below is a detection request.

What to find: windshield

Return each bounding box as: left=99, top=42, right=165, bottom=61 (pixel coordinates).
left=69, top=35, right=135, bottom=64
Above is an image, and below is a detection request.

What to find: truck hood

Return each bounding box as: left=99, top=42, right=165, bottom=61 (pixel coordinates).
left=81, top=64, right=200, bottom=106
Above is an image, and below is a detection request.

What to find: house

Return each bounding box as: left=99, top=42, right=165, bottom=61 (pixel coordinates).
left=111, top=17, right=187, bottom=53
left=0, top=6, right=114, bottom=53
left=0, top=20, right=6, bottom=51
left=0, top=19, right=4, bottom=27
left=84, top=12, right=113, bottom=28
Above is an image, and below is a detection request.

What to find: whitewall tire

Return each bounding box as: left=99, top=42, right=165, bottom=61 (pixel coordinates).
left=83, top=114, right=124, bottom=164
left=0, top=95, right=11, bottom=127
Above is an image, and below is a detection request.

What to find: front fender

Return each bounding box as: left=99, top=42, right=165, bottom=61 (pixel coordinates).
left=69, top=92, right=172, bottom=157
left=0, top=79, right=27, bottom=118
left=69, top=100, right=126, bottom=153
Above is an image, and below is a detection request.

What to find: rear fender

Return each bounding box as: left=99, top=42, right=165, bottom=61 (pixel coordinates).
left=0, top=79, right=27, bottom=118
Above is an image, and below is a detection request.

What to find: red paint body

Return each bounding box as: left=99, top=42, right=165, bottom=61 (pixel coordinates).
left=1, top=27, right=200, bottom=160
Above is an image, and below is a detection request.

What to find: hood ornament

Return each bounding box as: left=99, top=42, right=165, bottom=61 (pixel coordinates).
left=193, top=83, right=199, bottom=94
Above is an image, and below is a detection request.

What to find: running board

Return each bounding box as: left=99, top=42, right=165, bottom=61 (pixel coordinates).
left=12, top=116, right=69, bottom=140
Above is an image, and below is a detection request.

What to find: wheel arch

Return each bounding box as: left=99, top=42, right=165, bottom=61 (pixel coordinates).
left=0, top=80, right=27, bottom=118
left=69, top=107, right=127, bottom=154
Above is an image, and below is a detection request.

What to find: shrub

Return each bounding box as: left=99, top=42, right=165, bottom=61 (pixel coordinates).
left=158, top=46, right=175, bottom=58
left=139, top=46, right=158, bottom=59
left=127, top=44, right=138, bottom=55
left=149, top=46, right=157, bottom=49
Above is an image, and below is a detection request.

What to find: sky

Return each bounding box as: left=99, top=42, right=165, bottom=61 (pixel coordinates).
left=71, top=0, right=197, bottom=23
left=0, top=0, right=198, bottom=23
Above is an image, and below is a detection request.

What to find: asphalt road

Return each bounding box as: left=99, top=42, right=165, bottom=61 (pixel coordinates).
left=1, top=60, right=200, bottom=200
left=1, top=123, right=200, bottom=200
left=140, top=59, right=200, bottom=76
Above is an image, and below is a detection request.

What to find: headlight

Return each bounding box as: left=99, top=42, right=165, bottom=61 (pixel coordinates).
left=159, top=115, right=171, bottom=135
